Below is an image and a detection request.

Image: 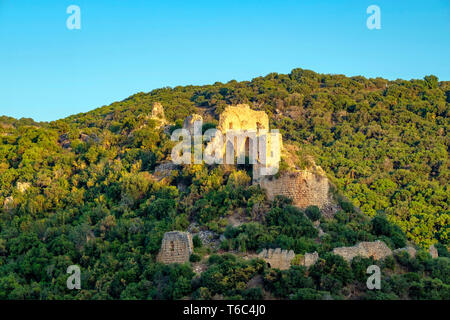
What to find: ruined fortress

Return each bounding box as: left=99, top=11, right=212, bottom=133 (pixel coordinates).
left=181, top=104, right=335, bottom=212
left=202, top=104, right=282, bottom=181
left=157, top=231, right=194, bottom=264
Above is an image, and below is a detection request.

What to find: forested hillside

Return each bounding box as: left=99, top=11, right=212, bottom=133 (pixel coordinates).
left=0, top=68, right=448, bottom=299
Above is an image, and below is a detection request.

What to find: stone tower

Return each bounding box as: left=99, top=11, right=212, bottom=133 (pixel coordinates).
left=157, top=231, right=194, bottom=264
left=205, top=104, right=282, bottom=180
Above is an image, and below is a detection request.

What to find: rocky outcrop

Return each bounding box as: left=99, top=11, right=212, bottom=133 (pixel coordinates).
left=157, top=231, right=194, bottom=264
left=333, top=241, right=392, bottom=262
left=16, top=182, right=31, bottom=193
left=429, top=245, right=439, bottom=259
left=151, top=102, right=167, bottom=127
left=3, top=196, right=14, bottom=210
left=258, top=248, right=295, bottom=270
left=59, top=133, right=71, bottom=149
left=151, top=102, right=165, bottom=119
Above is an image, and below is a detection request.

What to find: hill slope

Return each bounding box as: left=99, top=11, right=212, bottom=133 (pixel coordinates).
left=0, top=68, right=448, bottom=299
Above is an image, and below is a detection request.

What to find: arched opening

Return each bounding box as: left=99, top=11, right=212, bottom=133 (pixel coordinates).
left=225, top=136, right=239, bottom=165
left=266, top=262, right=271, bottom=268
left=170, top=241, right=175, bottom=251
left=244, top=137, right=250, bottom=160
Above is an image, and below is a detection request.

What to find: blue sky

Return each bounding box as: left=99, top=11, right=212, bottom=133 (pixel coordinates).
left=0, top=0, right=449, bottom=122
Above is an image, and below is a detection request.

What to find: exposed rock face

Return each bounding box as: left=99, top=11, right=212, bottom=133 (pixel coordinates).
left=393, top=246, right=417, bottom=258
left=3, top=196, right=14, bottom=210
left=157, top=231, right=194, bottom=264
left=183, top=114, right=203, bottom=135
left=333, top=241, right=392, bottom=262
left=16, top=182, right=31, bottom=193
left=258, top=248, right=295, bottom=270
left=151, top=102, right=167, bottom=126
left=429, top=245, right=439, bottom=259
left=59, top=133, right=71, bottom=149
left=151, top=102, right=165, bottom=119
left=258, top=167, right=336, bottom=217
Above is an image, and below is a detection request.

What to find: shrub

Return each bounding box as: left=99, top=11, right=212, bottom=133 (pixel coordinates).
left=192, top=235, right=202, bottom=248
left=190, top=254, right=201, bottom=263
left=305, top=206, right=321, bottom=221
left=242, top=287, right=263, bottom=300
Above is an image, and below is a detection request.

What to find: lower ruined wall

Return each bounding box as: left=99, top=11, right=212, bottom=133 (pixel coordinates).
left=157, top=231, right=194, bottom=264
left=332, top=241, right=393, bottom=262
left=258, top=169, right=334, bottom=215
left=332, top=241, right=439, bottom=262
left=258, top=248, right=295, bottom=270
left=258, top=249, right=319, bottom=269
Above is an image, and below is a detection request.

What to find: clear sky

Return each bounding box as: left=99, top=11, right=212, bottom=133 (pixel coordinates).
left=0, top=0, right=449, bottom=122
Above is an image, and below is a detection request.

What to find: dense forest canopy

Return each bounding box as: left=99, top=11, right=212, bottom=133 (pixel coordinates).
left=0, top=68, right=448, bottom=299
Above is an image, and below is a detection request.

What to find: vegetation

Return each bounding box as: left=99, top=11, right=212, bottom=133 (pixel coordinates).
left=0, top=68, right=448, bottom=299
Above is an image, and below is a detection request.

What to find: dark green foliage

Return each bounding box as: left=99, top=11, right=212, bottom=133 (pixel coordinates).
left=305, top=206, right=321, bottom=221
left=242, top=287, right=263, bottom=300
left=199, top=254, right=265, bottom=297
left=309, top=253, right=353, bottom=293
left=263, top=266, right=315, bottom=298
left=189, top=254, right=201, bottom=263
left=192, top=235, right=202, bottom=248
left=0, top=68, right=448, bottom=300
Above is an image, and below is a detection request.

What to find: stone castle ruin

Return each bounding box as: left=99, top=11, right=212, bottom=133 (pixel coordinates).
left=203, top=104, right=282, bottom=181
left=332, top=240, right=439, bottom=262
left=258, top=248, right=295, bottom=270
left=332, top=241, right=392, bottom=262
left=157, top=231, right=194, bottom=264
left=259, top=241, right=439, bottom=270
left=258, top=249, right=319, bottom=270
left=175, top=103, right=336, bottom=213
left=258, top=166, right=335, bottom=216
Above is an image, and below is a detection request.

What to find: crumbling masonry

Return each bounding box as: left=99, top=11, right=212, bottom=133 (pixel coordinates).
left=157, top=231, right=194, bottom=264
left=258, top=248, right=295, bottom=270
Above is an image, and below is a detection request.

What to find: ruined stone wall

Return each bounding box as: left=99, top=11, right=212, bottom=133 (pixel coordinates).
left=258, top=168, right=334, bottom=215
left=157, top=231, right=194, bottom=264
left=332, top=241, right=393, bottom=262
left=333, top=241, right=439, bottom=262
left=207, top=104, right=281, bottom=178
left=258, top=248, right=295, bottom=270
left=217, top=104, right=269, bottom=133
left=302, top=252, right=319, bottom=268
